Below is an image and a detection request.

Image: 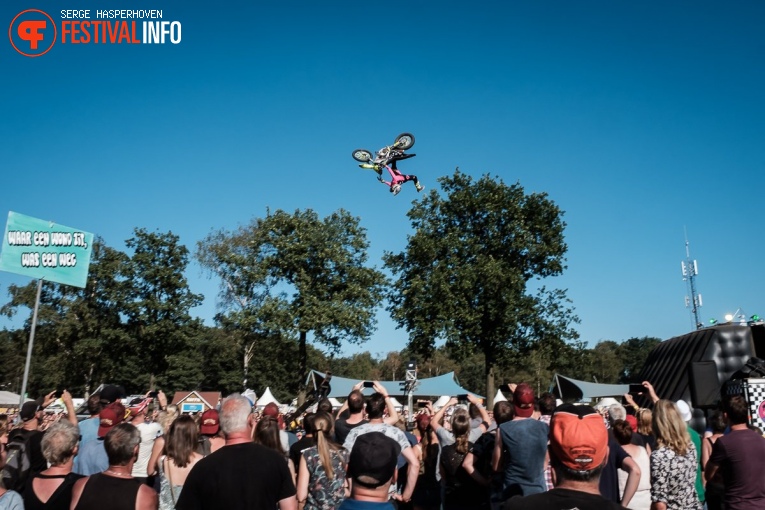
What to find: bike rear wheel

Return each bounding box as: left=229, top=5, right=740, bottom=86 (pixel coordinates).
left=352, top=149, right=373, bottom=162
left=394, top=133, right=415, bottom=150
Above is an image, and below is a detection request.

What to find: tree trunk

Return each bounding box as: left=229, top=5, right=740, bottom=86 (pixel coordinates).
left=297, top=331, right=307, bottom=406
left=84, top=364, right=94, bottom=400
left=485, top=350, right=495, bottom=409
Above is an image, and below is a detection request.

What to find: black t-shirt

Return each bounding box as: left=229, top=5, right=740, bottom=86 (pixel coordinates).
left=27, top=430, right=46, bottom=474
left=639, top=432, right=657, bottom=451
left=289, top=435, right=316, bottom=468
left=470, top=431, right=503, bottom=498
left=176, top=443, right=296, bottom=510
left=503, top=488, right=628, bottom=510
left=470, top=431, right=495, bottom=480
left=24, top=472, right=84, bottom=510
left=599, top=437, right=630, bottom=503
left=440, top=442, right=486, bottom=509
left=334, top=418, right=368, bottom=445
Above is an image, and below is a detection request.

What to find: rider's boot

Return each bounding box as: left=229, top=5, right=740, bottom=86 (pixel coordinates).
left=415, top=181, right=424, bottom=192
left=359, top=163, right=382, bottom=171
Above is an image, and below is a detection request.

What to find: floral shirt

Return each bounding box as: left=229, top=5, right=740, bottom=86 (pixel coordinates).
left=650, top=443, right=701, bottom=510
left=303, top=445, right=349, bottom=510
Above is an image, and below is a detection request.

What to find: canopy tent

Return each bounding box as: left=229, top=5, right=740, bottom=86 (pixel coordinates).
left=328, top=397, right=343, bottom=409
left=0, top=391, right=31, bottom=406
left=433, top=395, right=450, bottom=408
left=256, top=387, right=280, bottom=407
left=391, top=396, right=408, bottom=409
left=493, top=389, right=507, bottom=402
left=553, top=374, right=629, bottom=402
left=307, top=370, right=481, bottom=399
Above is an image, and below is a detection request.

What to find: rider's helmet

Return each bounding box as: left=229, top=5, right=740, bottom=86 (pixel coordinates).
left=390, top=184, right=402, bottom=196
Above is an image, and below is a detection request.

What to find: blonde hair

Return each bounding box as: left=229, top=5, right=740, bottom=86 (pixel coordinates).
left=652, top=400, right=691, bottom=456
left=313, top=412, right=343, bottom=481
left=156, top=409, right=178, bottom=433
left=636, top=408, right=653, bottom=436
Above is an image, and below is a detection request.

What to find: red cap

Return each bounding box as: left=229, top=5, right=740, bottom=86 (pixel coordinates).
left=128, top=398, right=151, bottom=418
left=200, top=409, right=220, bottom=435
left=513, top=383, right=535, bottom=418
left=625, top=414, right=638, bottom=431
left=549, top=404, right=608, bottom=471
left=98, top=404, right=124, bottom=438
left=262, top=403, right=284, bottom=429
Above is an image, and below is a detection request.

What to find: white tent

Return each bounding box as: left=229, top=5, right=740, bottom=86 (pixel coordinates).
left=433, top=395, right=450, bottom=409
left=494, top=389, right=507, bottom=402
left=387, top=396, right=404, bottom=410
left=256, top=387, right=280, bottom=407
left=328, top=397, right=343, bottom=409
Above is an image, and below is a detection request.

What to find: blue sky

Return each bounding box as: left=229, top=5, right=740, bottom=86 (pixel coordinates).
left=2, top=1, right=764, bottom=359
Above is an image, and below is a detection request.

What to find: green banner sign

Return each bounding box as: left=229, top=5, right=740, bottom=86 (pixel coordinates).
left=0, top=211, right=94, bottom=288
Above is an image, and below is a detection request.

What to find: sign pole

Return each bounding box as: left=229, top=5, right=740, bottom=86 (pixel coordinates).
left=18, top=278, right=43, bottom=411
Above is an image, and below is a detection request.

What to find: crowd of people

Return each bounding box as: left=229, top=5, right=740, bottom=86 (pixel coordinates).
left=0, top=379, right=761, bottom=510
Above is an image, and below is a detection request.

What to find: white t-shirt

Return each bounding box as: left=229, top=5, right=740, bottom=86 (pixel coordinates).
left=342, top=422, right=411, bottom=453
left=132, top=421, right=163, bottom=477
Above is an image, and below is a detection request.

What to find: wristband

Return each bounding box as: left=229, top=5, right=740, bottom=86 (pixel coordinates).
left=481, top=420, right=490, bottom=429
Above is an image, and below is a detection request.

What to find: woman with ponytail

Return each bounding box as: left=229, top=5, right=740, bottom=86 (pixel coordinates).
left=412, top=409, right=441, bottom=510
left=296, top=411, right=348, bottom=510
left=439, top=408, right=488, bottom=510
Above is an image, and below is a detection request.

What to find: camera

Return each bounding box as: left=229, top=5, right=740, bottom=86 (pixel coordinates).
left=417, top=401, right=428, bottom=408
left=148, top=391, right=159, bottom=398
left=362, top=381, right=374, bottom=388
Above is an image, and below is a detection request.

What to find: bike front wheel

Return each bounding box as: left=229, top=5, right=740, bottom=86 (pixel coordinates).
left=394, top=133, right=415, bottom=150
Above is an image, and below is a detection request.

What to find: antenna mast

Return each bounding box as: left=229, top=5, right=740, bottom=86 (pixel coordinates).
left=681, top=230, right=702, bottom=329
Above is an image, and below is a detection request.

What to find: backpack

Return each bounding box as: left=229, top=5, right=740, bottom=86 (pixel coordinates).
left=1, top=429, right=34, bottom=492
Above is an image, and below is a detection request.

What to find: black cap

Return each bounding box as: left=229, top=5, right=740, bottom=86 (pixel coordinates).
left=19, top=401, right=41, bottom=421
left=99, top=385, right=126, bottom=404
left=348, top=432, right=401, bottom=488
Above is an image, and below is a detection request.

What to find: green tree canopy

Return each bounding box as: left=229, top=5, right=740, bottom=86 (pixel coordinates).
left=0, top=238, right=136, bottom=395
left=617, top=336, right=661, bottom=383
left=384, top=170, right=579, bottom=405
left=196, top=208, right=387, bottom=400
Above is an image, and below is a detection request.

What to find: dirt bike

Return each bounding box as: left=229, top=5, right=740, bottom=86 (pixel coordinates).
left=352, top=133, right=421, bottom=196
left=352, top=132, right=415, bottom=167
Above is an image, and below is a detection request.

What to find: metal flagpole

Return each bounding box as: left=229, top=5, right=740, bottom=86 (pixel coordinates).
left=18, top=278, right=43, bottom=412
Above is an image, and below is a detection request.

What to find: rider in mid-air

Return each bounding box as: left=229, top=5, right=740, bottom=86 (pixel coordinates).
left=360, top=149, right=424, bottom=195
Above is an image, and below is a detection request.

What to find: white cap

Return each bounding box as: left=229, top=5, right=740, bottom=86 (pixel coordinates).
left=676, top=399, right=692, bottom=422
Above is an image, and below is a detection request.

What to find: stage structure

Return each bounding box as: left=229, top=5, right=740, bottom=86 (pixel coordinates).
left=305, top=370, right=480, bottom=400
left=637, top=323, right=765, bottom=433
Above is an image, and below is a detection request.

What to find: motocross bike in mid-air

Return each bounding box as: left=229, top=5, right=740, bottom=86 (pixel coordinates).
left=352, top=133, right=422, bottom=196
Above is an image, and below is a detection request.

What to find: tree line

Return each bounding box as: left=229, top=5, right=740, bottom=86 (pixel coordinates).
left=0, top=170, right=662, bottom=404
